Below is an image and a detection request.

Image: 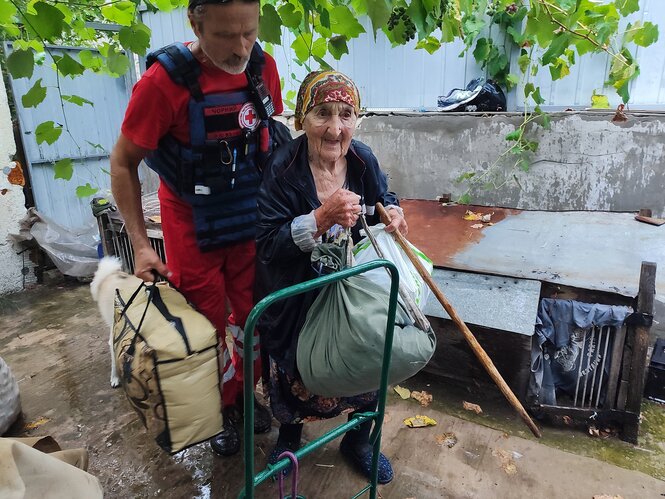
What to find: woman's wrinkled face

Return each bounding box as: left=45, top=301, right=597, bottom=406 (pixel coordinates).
left=302, top=102, right=357, bottom=164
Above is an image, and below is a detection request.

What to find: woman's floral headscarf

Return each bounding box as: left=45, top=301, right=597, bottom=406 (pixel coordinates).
left=294, top=70, right=361, bottom=130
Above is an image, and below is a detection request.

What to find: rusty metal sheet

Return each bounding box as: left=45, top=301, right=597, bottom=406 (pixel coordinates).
left=402, top=199, right=665, bottom=302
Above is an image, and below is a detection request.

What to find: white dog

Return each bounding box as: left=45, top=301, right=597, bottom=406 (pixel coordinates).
left=90, top=257, right=142, bottom=387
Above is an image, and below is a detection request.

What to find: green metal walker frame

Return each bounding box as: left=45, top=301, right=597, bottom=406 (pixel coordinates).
left=239, top=259, right=400, bottom=499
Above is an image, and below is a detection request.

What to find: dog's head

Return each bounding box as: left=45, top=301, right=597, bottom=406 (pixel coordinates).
left=90, top=257, right=124, bottom=302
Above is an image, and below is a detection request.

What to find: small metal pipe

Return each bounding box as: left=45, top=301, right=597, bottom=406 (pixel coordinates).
left=595, top=326, right=612, bottom=408
left=581, top=329, right=593, bottom=407
left=574, top=329, right=587, bottom=406
left=587, top=327, right=601, bottom=408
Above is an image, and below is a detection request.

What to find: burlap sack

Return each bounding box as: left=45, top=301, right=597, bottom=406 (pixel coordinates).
left=0, top=436, right=102, bottom=499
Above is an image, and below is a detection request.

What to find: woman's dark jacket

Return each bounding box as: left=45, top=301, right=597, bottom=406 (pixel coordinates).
left=255, top=134, right=399, bottom=375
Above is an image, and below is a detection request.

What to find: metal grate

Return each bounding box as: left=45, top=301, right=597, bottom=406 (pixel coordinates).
left=572, top=325, right=615, bottom=409
left=99, top=214, right=166, bottom=276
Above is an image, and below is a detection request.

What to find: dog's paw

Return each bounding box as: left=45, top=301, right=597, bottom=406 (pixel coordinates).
left=110, top=376, right=121, bottom=388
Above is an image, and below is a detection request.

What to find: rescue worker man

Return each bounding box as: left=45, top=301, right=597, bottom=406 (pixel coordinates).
left=110, top=0, right=282, bottom=457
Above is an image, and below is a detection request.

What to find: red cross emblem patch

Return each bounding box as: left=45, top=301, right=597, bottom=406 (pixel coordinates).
left=239, top=102, right=260, bottom=131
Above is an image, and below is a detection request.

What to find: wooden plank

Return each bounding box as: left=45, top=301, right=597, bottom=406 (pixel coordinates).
left=623, top=261, right=657, bottom=444
left=605, top=325, right=628, bottom=409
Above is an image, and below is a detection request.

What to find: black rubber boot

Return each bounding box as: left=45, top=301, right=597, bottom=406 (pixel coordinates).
left=209, top=410, right=241, bottom=457
left=268, top=423, right=302, bottom=477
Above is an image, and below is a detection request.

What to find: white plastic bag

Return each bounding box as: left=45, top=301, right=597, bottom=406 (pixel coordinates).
left=352, top=224, right=433, bottom=311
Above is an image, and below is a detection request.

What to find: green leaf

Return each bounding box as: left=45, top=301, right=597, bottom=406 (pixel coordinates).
left=505, top=129, right=522, bottom=141
left=79, top=51, right=104, bottom=72
left=291, top=32, right=313, bottom=62
left=541, top=34, right=570, bottom=66
left=76, top=183, right=99, bottom=198
left=62, top=94, right=93, bottom=107
left=366, top=0, right=391, bottom=36
left=22, top=78, right=47, bottom=108
left=118, top=23, right=152, bottom=55
left=52, top=53, right=85, bottom=77
left=457, top=193, right=472, bottom=205
left=0, top=0, right=17, bottom=25
left=518, top=54, right=530, bottom=73
left=462, top=16, right=486, bottom=43
left=6, top=49, right=34, bottom=79
left=532, top=87, right=545, bottom=105
left=319, top=8, right=331, bottom=30
left=330, top=5, right=365, bottom=38
left=549, top=58, right=570, bottom=80
left=487, top=53, right=509, bottom=77
left=35, top=121, right=62, bottom=145
left=591, top=92, right=610, bottom=109
left=107, top=50, right=130, bottom=76
left=259, top=4, right=282, bottom=45
left=328, top=36, right=349, bottom=60
left=416, top=36, right=441, bottom=55
left=517, top=157, right=530, bottom=171
left=506, top=26, right=525, bottom=45
left=540, top=112, right=551, bottom=130
left=101, top=1, right=136, bottom=27
left=615, top=0, right=639, bottom=16
left=311, top=37, right=327, bottom=59
left=630, top=22, right=659, bottom=47
left=24, top=1, right=65, bottom=40
left=505, top=73, right=520, bottom=89
left=524, top=82, right=535, bottom=99
left=53, top=158, right=73, bottom=180
left=12, top=39, right=43, bottom=52
left=473, top=38, right=491, bottom=62
left=278, top=3, right=302, bottom=29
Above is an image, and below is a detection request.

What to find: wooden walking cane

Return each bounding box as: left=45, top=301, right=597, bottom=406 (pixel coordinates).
left=376, top=203, right=542, bottom=438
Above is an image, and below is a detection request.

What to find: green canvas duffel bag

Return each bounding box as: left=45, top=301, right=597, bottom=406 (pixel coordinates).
left=113, top=281, right=222, bottom=454
left=297, top=245, right=436, bottom=397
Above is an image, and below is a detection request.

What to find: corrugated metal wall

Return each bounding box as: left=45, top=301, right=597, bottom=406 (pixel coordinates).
left=142, top=2, right=664, bottom=111
left=7, top=44, right=132, bottom=229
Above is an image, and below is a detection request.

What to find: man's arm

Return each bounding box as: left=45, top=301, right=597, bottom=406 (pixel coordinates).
left=110, top=133, right=171, bottom=281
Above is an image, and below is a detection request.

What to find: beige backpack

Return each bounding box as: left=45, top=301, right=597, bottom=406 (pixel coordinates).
left=113, top=281, right=222, bottom=454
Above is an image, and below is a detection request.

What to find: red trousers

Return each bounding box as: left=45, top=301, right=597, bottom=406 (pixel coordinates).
left=159, top=185, right=261, bottom=407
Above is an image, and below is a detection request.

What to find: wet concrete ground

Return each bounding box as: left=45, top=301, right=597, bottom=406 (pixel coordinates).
left=1, top=279, right=664, bottom=498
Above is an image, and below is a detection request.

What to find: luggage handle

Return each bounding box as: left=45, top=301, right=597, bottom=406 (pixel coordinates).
left=276, top=451, right=300, bottom=499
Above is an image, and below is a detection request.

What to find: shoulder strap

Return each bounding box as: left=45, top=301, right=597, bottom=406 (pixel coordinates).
left=245, top=43, right=276, bottom=120
left=146, top=42, right=204, bottom=102
left=247, top=43, right=265, bottom=78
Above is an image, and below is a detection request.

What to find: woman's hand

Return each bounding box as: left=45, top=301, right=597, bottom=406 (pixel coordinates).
left=384, top=206, right=408, bottom=236
left=313, top=189, right=361, bottom=236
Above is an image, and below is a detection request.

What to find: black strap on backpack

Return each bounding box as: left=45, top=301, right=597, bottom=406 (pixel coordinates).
left=146, top=42, right=204, bottom=101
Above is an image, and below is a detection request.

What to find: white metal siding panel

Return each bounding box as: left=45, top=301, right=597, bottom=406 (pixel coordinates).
left=8, top=44, right=129, bottom=229
left=141, top=5, right=664, bottom=110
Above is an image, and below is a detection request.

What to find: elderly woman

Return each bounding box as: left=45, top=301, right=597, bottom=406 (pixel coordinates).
left=255, top=71, right=407, bottom=483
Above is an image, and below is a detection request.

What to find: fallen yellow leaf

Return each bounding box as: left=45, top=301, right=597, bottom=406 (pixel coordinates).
left=394, top=385, right=411, bottom=400
left=403, top=415, right=437, bottom=428
left=24, top=417, right=51, bottom=430
left=463, top=210, right=483, bottom=221
left=492, top=448, right=518, bottom=475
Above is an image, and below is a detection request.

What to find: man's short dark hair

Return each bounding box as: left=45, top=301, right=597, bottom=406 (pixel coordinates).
left=188, top=0, right=259, bottom=10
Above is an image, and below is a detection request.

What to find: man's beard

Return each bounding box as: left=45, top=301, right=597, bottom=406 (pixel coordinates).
left=200, top=44, right=248, bottom=74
